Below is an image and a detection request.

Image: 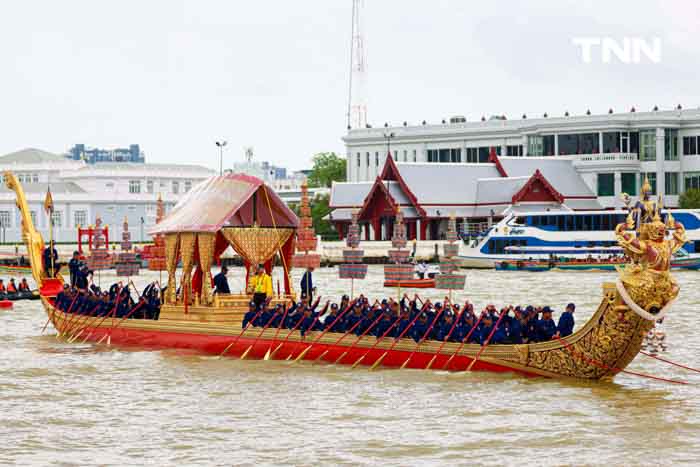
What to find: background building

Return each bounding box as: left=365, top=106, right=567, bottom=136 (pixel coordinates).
left=67, top=144, right=145, bottom=164
left=344, top=108, right=700, bottom=208
left=0, top=148, right=214, bottom=243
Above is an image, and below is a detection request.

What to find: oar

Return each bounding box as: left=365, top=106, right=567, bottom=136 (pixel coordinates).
left=440, top=306, right=482, bottom=370
left=66, top=303, right=102, bottom=342
left=364, top=300, right=427, bottom=370
left=263, top=303, right=294, bottom=360
left=240, top=307, right=282, bottom=360
left=333, top=305, right=386, bottom=365
left=399, top=300, right=446, bottom=370
left=80, top=287, right=125, bottom=344
left=312, top=311, right=368, bottom=363
left=45, top=292, right=77, bottom=335
left=95, top=300, right=149, bottom=345
left=286, top=302, right=330, bottom=361
left=239, top=299, right=276, bottom=360
left=57, top=293, right=87, bottom=338
left=219, top=306, right=268, bottom=359
left=351, top=316, right=397, bottom=369
left=265, top=306, right=310, bottom=360
left=292, top=299, right=358, bottom=363
left=466, top=308, right=508, bottom=371
left=425, top=300, right=465, bottom=370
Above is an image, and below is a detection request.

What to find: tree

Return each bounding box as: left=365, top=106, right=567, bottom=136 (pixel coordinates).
left=307, top=152, right=346, bottom=188
left=679, top=189, right=700, bottom=209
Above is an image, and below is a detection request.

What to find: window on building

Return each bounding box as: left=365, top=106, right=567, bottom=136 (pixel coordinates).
left=684, top=172, right=700, bottom=191
left=427, top=149, right=436, bottom=162
left=366, top=152, right=370, bottom=166
left=17, top=175, right=24, bottom=183
left=603, top=132, right=620, bottom=153
left=403, top=150, right=407, bottom=162
left=527, top=135, right=555, bottom=156
left=597, top=173, right=614, bottom=196
left=146, top=180, right=154, bottom=193
left=0, top=210, right=11, bottom=228
left=375, top=152, right=379, bottom=166
left=412, top=150, right=417, bottom=162
left=466, top=148, right=478, bottom=163
left=621, top=173, right=637, bottom=195
left=74, top=210, right=86, bottom=227
left=106, top=182, right=114, bottom=189
left=30, top=211, right=37, bottom=227
left=665, top=172, right=679, bottom=195
left=32, top=174, right=38, bottom=183
left=51, top=211, right=62, bottom=228
left=172, top=181, right=179, bottom=194
left=184, top=180, right=192, bottom=192
left=683, top=136, right=699, bottom=156
left=506, top=145, right=523, bottom=156
left=356, top=152, right=360, bottom=167
left=665, top=129, right=679, bottom=160
left=641, top=172, right=657, bottom=194
left=129, top=180, right=141, bottom=193
left=558, top=133, right=599, bottom=155
left=639, top=130, right=656, bottom=161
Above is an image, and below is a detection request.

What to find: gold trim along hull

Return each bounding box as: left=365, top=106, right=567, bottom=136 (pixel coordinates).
left=42, top=282, right=654, bottom=380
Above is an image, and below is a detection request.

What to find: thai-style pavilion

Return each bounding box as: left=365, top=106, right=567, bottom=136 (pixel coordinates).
left=329, top=150, right=601, bottom=240
left=149, top=173, right=299, bottom=315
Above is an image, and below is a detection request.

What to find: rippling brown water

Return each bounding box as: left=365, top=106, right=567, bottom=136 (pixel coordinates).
left=2, top=266, right=700, bottom=466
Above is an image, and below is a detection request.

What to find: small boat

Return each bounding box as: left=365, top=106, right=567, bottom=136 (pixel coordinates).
left=496, top=250, right=700, bottom=272
left=0, top=290, right=40, bottom=301
left=0, top=264, right=32, bottom=275
left=3, top=170, right=686, bottom=381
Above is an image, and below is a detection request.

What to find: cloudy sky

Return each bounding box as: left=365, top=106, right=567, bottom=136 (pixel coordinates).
left=1, top=0, right=697, bottom=170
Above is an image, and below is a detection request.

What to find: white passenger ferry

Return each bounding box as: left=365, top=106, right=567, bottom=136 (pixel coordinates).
left=458, top=209, right=700, bottom=268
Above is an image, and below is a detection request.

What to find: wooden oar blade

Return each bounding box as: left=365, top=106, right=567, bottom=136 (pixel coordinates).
left=240, top=345, right=253, bottom=360
left=370, top=352, right=387, bottom=371
left=334, top=351, right=348, bottom=365
left=351, top=354, right=366, bottom=369
left=293, top=345, right=312, bottom=363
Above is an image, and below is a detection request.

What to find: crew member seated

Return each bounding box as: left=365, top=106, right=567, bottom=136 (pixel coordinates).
left=213, top=266, right=231, bottom=295
left=0, top=279, right=6, bottom=293
left=18, top=278, right=30, bottom=291
left=536, top=306, right=557, bottom=342
left=7, top=278, right=17, bottom=293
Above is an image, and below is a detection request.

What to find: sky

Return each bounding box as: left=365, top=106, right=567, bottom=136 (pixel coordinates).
left=0, top=0, right=698, bottom=171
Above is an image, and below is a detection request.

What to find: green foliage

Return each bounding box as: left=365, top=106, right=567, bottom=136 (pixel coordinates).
left=307, top=152, right=346, bottom=188
left=679, top=189, right=700, bottom=209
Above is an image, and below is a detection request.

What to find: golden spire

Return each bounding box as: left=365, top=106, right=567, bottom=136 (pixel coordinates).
left=641, top=175, right=652, bottom=194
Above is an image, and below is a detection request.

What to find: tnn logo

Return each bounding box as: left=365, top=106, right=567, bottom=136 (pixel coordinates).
left=572, top=37, right=662, bottom=64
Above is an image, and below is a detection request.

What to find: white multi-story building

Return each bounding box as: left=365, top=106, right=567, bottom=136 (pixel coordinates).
left=0, top=148, right=215, bottom=243
left=344, top=108, right=700, bottom=208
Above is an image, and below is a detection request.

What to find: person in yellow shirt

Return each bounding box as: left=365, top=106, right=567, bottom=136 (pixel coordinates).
left=250, top=264, right=273, bottom=309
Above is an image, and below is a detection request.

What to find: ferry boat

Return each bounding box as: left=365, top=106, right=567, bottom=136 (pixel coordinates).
left=3, top=171, right=685, bottom=381
left=459, top=209, right=700, bottom=268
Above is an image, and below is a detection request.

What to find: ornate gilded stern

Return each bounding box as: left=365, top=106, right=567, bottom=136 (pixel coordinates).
left=2, top=171, right=47, bottom=286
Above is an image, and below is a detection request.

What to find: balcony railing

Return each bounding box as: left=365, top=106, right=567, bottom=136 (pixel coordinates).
left=570, top=152, right=638, bottom=163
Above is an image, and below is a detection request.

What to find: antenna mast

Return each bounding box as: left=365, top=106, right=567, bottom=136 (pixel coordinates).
left=347, top=0, right=367, bottom=129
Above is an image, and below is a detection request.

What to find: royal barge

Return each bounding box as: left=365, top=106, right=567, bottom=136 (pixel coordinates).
left=4, top=171, right=682, bottom=381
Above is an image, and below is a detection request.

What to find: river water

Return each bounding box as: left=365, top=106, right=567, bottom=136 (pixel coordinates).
left=1, top=266, right=699, bottom=466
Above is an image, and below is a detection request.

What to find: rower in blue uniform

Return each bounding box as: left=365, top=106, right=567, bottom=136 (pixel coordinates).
left=242, top=301, right=258, bottom=329
left=556, top=303, right=575, bottom=337
left=536, top=306, right=557, bottom=342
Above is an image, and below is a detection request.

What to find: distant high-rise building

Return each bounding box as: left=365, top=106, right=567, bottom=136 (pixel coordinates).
left=67, top=144, right=145, bottom=164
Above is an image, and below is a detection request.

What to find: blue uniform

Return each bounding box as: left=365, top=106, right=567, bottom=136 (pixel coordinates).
left=300, top=271, right=313, bottom=299
left=213, top=272, right=230, bottom=294
left=242, top=309, right=258, bottom=328
left=536, top=318, right=557, bottom=342
left=557, top=312, right=575, bottom=337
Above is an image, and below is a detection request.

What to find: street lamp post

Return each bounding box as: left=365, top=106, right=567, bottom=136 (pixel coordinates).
left=383, top=132, right=395, bottom=158
left=215, top=141, right=228, bottom=175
